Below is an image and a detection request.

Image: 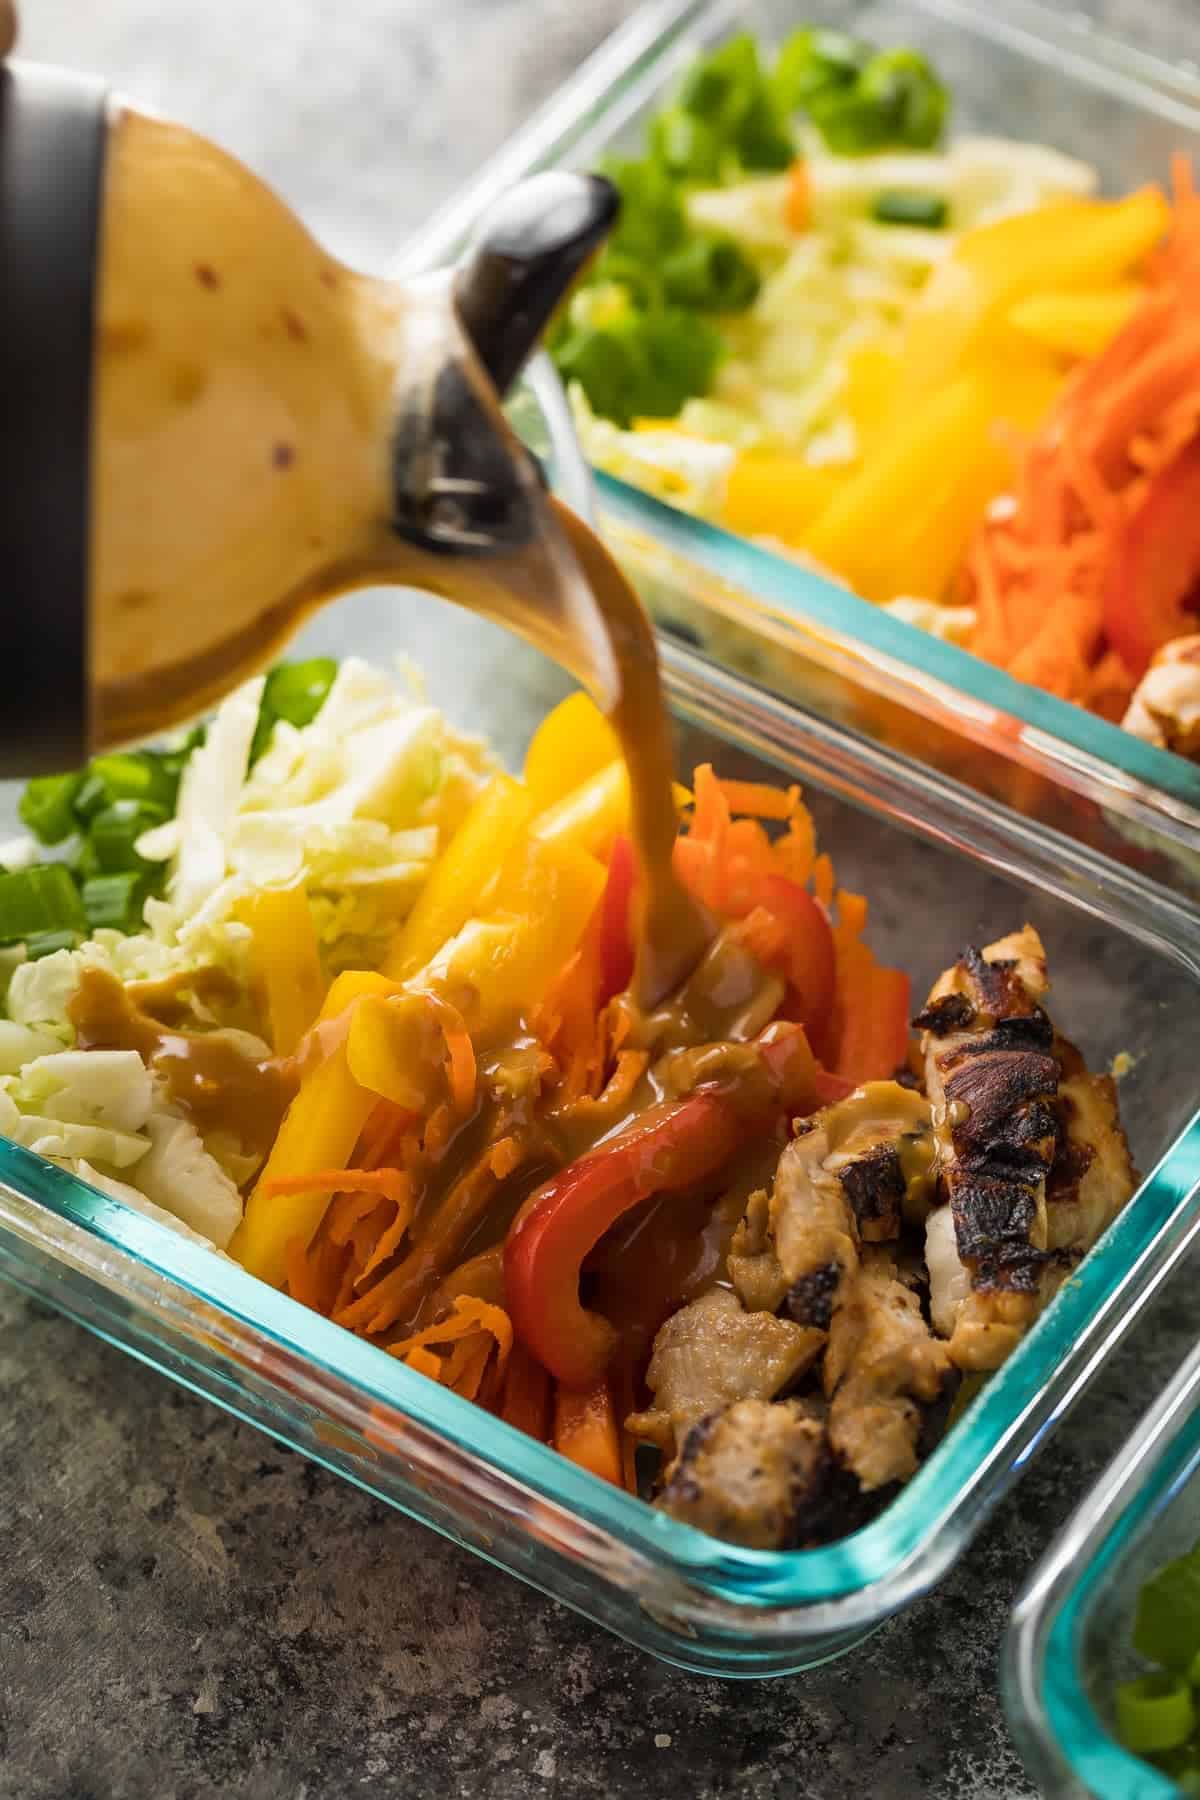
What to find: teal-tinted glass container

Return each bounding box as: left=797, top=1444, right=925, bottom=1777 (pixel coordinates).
left=403, top=0, right=1200, bottom=901
left=2, top=579, right=1200, bottom=1675
left=1005, top=1335, right=1200, bottom=1797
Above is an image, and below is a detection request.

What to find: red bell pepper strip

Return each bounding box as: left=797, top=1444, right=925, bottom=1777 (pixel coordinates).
left=505, top=1024, right=820, bottom=1390
left=553, top=1378, right=623, bottom=1486
left=505, top=1092, right=749, bottom=1390
left=755, top=873, right=835, bottom=1045
left=597, top=834, right=636, bottom=1004
left=1105, top=437, right=1200, bottom=678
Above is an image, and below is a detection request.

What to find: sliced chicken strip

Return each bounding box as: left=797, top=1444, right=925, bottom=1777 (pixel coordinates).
left=626, top=1287, right=823, bottom=1457
left=917, top=926, right=1061, bottom=1371
left=825, top=1248, right=957, bottom=1492
left=728, top=1082, right=933, bottom=1328
left=1045, top=1037, right=1137, bottom=1255
left=657, top=1397, right=830, bottom=1550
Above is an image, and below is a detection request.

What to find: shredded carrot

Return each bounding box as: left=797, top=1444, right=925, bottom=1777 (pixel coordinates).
left=386, top=1295, right=513, bottom=1399
left=813, top=853, right=835, bottom=910
left=403, top=1345, right=442, bottom=1380
left=355, top=1177, right=415, bottom=1286
left=421, top=1102, right=453, bottom=1159
left=488, top=1135, right=523, bottom=1180
left=715, top=778, right=800, bottom=821
left=262, top=1167, right=410, bottom=1208
left=962, top=165, right=1200, bottom=702
left=425, top=994, right=477, bottom=1117
left=284, top=1233, right=348, bottom=1313
left=325, top=1186, right=385, bottom=1247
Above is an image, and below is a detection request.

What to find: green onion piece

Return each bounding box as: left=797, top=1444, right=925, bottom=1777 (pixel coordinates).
left=732, top=92, right=794, bottom=171
left=554, top=320, right=651, bottom=429
left=871, top=189, right=949, bottom=228
left=81, top=871, right=153, bottom=936
left=0, top=865, right=87, bottom=945
left=774, top=26, right=871, bottom=111
left=554, top=304, right=724, bottom=428
left=649, top=106, right=723, bottom=182
left=635, top=309, right=725, bottom=415
left=89, top=800, right=170, bottom=873
left=678, top=33, right=763, bottom=129
left=251, top=657, right=338, bottom=764
left=588, top=254, right=664, bottom=315
left=18, top=772, right=85, bottom=847
left=661, top=231, right=760, bottom=312
left=264, top=658, right=338, bottom=730
left=1135, top=1555, right=1200, bottom=1672
left=602, top=156, right=688, bottom=261
left=1116, top=1675, right=1195, bottom=1755
left=806, top=84, right=891, bottom=155
left=24, top=928, right=82, bottom=960
left=857, top=48, right=948, bottom=150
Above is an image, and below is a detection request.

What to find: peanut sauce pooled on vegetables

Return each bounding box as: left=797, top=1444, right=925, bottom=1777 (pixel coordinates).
left=69, top=967, right=294, bottom=1160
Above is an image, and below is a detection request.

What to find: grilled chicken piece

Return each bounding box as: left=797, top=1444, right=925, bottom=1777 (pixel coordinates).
left=728, top=1082, right=933, bottom=1328
left=626, top=1287, right=823, bottom=1456
left=917, top=927, right=1060, bottom=1371
left=825, top=1248, right=957, bottom=1491
left=1045, top=1038, right=1136, bottom=1254
left=1122, top=635, right=1200, bottom=759
left=657, top=1397, right=829, bottom=1549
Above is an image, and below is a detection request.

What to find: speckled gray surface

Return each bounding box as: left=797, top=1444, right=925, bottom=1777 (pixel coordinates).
left=4, top=2, right=1200, bottom=1796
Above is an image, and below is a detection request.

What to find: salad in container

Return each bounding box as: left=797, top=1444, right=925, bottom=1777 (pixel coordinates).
left=552, top=19, right=1200, bottom=763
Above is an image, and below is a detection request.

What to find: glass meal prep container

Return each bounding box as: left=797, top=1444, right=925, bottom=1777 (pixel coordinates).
left=400, top=0, right=1200, bottom=905
left=2, top=562, right=1200, bottom=1676
left=1004, top=1328, right=1200, bottom=1798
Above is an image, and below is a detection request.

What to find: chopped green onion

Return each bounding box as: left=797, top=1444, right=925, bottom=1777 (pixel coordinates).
left=1116, top=1675, right=1195, bottom=1755
left=731, top=92, right=794, bottom=171
left=251, top=658, right=339, bottom=764
left=661, top=231, right=760, bottom=311
left=773, top=27, right=871, bottom=109
left=81, top=871, right=154, bottom=935
left=18, top=772, right=84, bottom=846
left=1135, top=1553, right=1200, bottom=1672
left=871, top=189, right=949, bottom=229
left=588, top=256, right=664, bottom=315
left=649, top=107, right=724, bottom=183
left=556, top=306, right=724, bottom=427
left=678, top=33, right=763, bottom=128
left=602, top=156, right=688, bottom=261
left=0, top=865, right=87, bottom=945
left=805, top=85, right=892, bottom=155
left=24, top=928, right=82, bottom=960
left=89, top=800, right=170, bottom=873
left=857, top=48, right=948, bottom=151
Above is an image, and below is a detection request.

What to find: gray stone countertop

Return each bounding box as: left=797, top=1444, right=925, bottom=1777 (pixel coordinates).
left=3, top=2, right=1200, bottom=1796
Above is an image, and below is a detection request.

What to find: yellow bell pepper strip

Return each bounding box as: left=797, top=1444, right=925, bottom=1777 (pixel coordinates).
left=803, top=371, right=994, bottom=600
left=433, top=838, right=607, bottom=1045
left=844, top=343, right=901, bottom=451
left=532, top=759, right=629, bottom=861
left=522, top=691, right=621, bottom=811
left=230, top=969, right=399, bottom=1287
left=1008, top=284, right=1145, bottom=360
left=384, top=774, right=533, bottom=980
left=721, top=451, right=842, bottom=545
left=897, top=188, right=1170, bottom=409
left=238, top=883, right=326, bottom=1057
